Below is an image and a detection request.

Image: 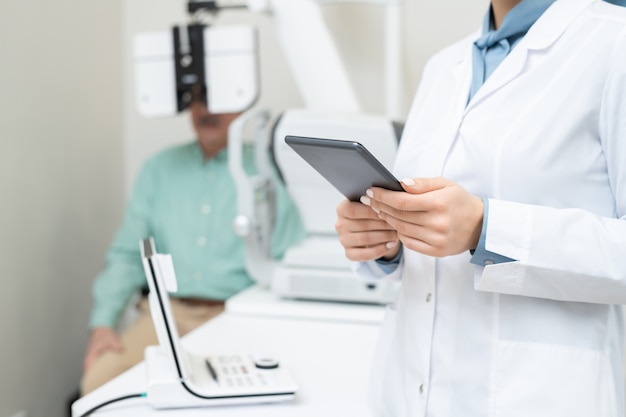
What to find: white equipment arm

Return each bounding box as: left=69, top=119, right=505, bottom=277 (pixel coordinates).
left=228, top=109, right=277, bottom=287
left=227, top=0, right=404, bottom=304
left=248, top=0, right=360, bottom=112
left=317, top=0, right=403, bottom=119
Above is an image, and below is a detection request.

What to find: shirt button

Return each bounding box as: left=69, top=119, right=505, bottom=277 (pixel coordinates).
left=419, top=384, right=425, bottom=394
left=484, top=259, right=495, bottom=266
left=201, top=204, right=212, bottom=215
left=197, top=236, right=207, bottom=246
left=194, top=272, right=202, bottom=281
left=426, top=293, right=432, bottom=303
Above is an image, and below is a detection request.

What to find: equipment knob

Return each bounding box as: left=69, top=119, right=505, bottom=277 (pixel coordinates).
left=233, top=215, right=251, bottom=237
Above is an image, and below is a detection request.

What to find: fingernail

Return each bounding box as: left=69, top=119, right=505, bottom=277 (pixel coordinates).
left=401, top=178, right=415, bottom=186
left=386, top=241, right=398, bottom=249
left=372, top=206, right=380, bottom=214
left=360, top=195, right=371, bottom=206
left=366, top=189, right=374, bottom=198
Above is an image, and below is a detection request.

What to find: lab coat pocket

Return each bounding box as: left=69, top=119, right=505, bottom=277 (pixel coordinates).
left=491, top=341, right=614, bottom=417
left=369, top=303, right=398, bottom=416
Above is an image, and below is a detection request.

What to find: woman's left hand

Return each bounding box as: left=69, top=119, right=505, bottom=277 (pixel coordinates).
left=362, top=177, right=484, bottom=258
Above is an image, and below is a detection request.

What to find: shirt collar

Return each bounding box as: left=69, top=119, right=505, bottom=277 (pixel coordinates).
left=478, top=0, right=556, bottom=48
left=191, top=141, right=229, bottom=164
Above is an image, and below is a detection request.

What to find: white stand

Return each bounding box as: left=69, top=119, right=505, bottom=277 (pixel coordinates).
left=141, top=240, right=297, bottom=411
left=145, top=346, right=210, bottom=409
left=145, top=346, right=296, bottom=409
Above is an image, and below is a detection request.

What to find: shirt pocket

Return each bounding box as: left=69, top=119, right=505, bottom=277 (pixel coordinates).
left=490, top=341, right=615, bottom=417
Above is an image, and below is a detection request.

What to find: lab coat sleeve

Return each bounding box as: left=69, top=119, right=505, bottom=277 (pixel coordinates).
left=476, top=200, right=626, bottom=304
left=475, top=34, right=626, bottom=305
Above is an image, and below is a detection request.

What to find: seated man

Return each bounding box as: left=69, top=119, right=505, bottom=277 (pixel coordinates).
left=81, top=99, right=305, bottom=395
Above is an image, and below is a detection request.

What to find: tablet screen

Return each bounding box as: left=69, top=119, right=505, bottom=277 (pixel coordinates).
left=285, top=135, right=403, bottom=202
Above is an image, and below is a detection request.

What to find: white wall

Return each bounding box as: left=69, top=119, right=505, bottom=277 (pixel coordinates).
left=0, top=1, right=123, bottom=417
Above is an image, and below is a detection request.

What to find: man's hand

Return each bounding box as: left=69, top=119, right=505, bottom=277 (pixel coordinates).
left=363, top=177, right=483, bottom=258
left=83, top=326, right=124, bottom=372
left=335, top=199, right=400, bottom=262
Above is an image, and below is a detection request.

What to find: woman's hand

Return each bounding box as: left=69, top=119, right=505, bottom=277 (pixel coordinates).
left=362, top=177, right=484, bottom=258
left=335, top=199, right=400, bottom=262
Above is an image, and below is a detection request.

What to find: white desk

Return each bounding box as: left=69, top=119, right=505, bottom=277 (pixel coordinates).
left=72, top=313, right=381, bottom=416
left=225, top=285, right=387, bottom=324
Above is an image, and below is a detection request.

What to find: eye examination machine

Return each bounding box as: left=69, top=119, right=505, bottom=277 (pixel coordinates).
left=132, top=0, right=403, bottom=305
left=133, top=17, right=259, bottom=116
left=215, top=105, right=402, bottom=307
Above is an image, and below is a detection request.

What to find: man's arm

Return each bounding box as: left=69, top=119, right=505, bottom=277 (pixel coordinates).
left=85, top=157, right=158, bottom=363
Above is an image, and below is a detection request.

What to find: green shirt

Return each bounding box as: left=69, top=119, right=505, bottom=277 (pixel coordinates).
left=89, top=141, right=305, bottom=328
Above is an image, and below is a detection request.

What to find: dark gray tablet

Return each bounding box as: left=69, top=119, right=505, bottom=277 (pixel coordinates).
left=285, top=135, right=403, bottom=202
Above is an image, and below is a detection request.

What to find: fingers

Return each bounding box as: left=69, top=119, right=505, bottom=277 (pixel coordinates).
left=83, top=343, right=123, bottom=372
left=368, top=179, right=450, bottom=216
left=338, top=229, right=398, bottom=249
left=84, top=347, right=104, bottom=372
left=337, top=198, right=381, bottom=220
left=400, top=176, right=450, bottom=194
left=336, top=216, right=394, bottom=234
left=336, top=198, right=400, bottom=262
left=336, top=198, right=395, bottom=234
left=83, top=328, right=124, bottom=372
left=343, top=241, right=400, bottom=262
left=360, top=178, right=484, bottom=257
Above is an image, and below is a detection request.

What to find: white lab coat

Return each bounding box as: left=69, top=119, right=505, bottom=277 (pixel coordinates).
left=360, top=1, right=626, bottom=416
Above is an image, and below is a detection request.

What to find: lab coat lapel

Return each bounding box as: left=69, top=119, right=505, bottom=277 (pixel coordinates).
left=433, top=43, right=473, bottom=176
left=451, top=43, right=473, bottom=122
left=397, top=38, right=475, bottom=179
left=466, top=47, right=528, bottom=111
left=465, top=0, right=596, bottom=113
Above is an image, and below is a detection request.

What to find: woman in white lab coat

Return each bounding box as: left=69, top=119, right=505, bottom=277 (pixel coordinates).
left=336, top=0, right=626, bottom=416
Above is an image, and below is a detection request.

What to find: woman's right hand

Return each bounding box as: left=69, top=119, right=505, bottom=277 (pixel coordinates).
left=335, top=198, right=400, bottom=262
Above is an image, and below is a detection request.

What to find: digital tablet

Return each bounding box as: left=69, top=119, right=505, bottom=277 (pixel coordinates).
left=284, top=135, right=403, bottom=202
